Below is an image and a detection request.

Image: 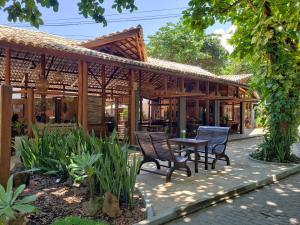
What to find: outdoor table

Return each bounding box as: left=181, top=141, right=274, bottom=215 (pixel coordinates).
left=168, top=138, right=209, bottom=173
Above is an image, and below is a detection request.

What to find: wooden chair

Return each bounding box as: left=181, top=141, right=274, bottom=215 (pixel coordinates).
left=185, top=126, right=230, bottom=169
left=136, top=132, right=191, bottom=182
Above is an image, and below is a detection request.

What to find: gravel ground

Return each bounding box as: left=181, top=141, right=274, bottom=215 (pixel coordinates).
left=23, top=174, right=146, bottom=225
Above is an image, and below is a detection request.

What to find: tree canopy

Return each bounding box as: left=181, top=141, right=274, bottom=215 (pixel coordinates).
left=183, top=0, right=300, bottom=162
left=0, top=0, right=137, bottom=27
left=147, top=21, right=228, bottom=74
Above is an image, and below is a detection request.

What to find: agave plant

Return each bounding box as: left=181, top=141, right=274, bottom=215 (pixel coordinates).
left=0, top=175, right=36, bottom=223
left=69, top=152, right=101, bottom=200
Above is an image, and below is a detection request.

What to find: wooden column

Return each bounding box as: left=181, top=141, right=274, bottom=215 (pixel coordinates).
left=195, top=80, right=200, bottom=119
left=240, top=101, right=245, bottom=134
left=214, top=100, right=220, bottom=126
left=0, top=85, right=12, bottom=186
left=115, top=97, right=119, bottom=131
left=4, top=48, right=11, bottom=85
left=129, top=69, right=137, bottom=144
left=77, top=60, right=83, bottom=124
left=40, top=55, right=46, bottom=123
left=139, top=71, right=143, bottom=124
left=82, top=62, right=88, bottom=134
left=101, top=65, right=106, bottom=124
left=27, top=88, right=34, bottom=137
left=205, top=100, right=210, bottom=125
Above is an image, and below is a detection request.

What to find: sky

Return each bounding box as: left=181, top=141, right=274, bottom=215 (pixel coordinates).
left=0, top=0, right=232, bottom=50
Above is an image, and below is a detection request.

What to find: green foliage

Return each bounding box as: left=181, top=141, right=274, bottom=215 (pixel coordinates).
left=0, top=0, right=137, bottom=28
left=0, top=175, right=36, bottom=222
left=69, top=152, right=101, bottom=199
left=96, top=132, right=140, bottom=207
left=183, top=0, right=300, bottom=162
left=51, top=216, right=109, bottom=225
left=17, top=126, right=140, bottom=206
left=147, top=20, right=228, bottom=74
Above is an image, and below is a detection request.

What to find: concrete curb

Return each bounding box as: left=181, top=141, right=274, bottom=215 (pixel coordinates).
left=228, top=134, right=263, bottom=142
left=135, top=188, right=155, bottom=220
left=134, top=163, right=300, bottom=225
left=248, top=154, right=298, bottom=166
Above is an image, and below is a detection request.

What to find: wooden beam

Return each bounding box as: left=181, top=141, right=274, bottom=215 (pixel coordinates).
left=77, top=60, right=83, bottom=124
left=105, top=67, right=119, bottom=87
left=82, top=28, right=140, bottom=48
left=101, top=65, right=106, bottom=124
left=88, top=68, right=102, bottom=88
left=135, top=34, right=143, bottom=60
left=0, top=85, right=12, bottom=186
left=27, top=88, right=34, bottom=137
left=4, top=48, right=11, bottom=85
left=82, top=61, right=88, bottom=134
left=129, top=69, right=136, bottom=144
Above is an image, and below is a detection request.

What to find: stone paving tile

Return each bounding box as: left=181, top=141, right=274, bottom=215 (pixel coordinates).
left=136, top=137, right=299, bottom=217
left=166, top=173, right=300, bottom=225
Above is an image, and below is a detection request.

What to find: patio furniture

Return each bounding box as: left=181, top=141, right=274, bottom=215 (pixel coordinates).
left=184, top=126, right=230, bottom=169
left=168, top=138, right=208, bottom=173
left=135, top=132, right=191, bottom=182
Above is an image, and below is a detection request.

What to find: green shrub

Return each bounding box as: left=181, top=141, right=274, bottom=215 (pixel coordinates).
left=17, top=127, right=140, bottom=206
left=0, top=175, right=36, bottom=222
left=51, top=216, right=109, bottom=225
left=96, top=132, right=140, bottom=206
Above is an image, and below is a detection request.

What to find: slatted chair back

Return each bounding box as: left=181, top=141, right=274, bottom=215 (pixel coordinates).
left=149, top=132, right=175, bottom=162
left=196, top=126, right=230, bottom=153
left=135, top=132, right=159, bottom=159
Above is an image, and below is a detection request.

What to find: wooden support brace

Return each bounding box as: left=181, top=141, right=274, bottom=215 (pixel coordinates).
left=77, top=60, right=83, bottom=125
left=101, top=65, right=106, bottom=124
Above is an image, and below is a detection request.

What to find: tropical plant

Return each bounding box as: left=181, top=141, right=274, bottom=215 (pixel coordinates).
left=183, top=0, right=300, bottom=162
left=96, top=132, right=140, bottom=207
left=147, top=20, right=229, bottom=74
left=0, top=175, right=36, bottom=223
left=69, top=152, right=102, bottom=200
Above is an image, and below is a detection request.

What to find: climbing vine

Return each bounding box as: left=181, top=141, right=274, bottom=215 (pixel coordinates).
left=183, top=0, right=300, bottom=162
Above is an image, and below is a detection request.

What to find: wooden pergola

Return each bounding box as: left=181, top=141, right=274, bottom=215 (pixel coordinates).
left=0, top=25, right=258, bottom=184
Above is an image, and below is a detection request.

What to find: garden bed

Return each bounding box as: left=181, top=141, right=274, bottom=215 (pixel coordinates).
left=24, top=174, right=146, bottom=225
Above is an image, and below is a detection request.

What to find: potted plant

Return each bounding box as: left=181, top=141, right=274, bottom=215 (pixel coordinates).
left=0, top=175, right=37, bottom=225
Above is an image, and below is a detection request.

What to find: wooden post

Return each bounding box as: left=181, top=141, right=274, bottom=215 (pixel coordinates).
left=205, top=100, right=210, bottom=125
left=0, top=85, right=12, bottom=186
left=214, top=100, right=220, bottom=126
left=129, top=69, right=136, bottom=144
left=4, top=48, right=11, bottom=85
left=206, top=81, right=210, bottom=96
left=115, top=97, right=119, bottom=131
left=82, top=62, right=88, bottom=134
left=240, top=101, right=245, bottom=134
left=101, top=65, right=106, bottom=124
left=139, top=71, right=143, bottom=126
left=27, top=88, right=34, bottom=137
left=40, top=55, right=46, bottom=122
left=77, top=60, right=83, bottom=124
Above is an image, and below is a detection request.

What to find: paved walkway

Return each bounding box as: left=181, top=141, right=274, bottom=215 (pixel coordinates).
left=136, top=137, right=300, bottom=222
left=228, top=128, right=264, bottom=141
left=167, top=173, right=300, bottom=225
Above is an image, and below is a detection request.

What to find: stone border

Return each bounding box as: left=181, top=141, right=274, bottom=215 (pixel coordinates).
left=135, top=188, right=155, bottom=220
left=134, top=163, right=300, bottom=225
left=248, top=154, right=298, bottom=166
